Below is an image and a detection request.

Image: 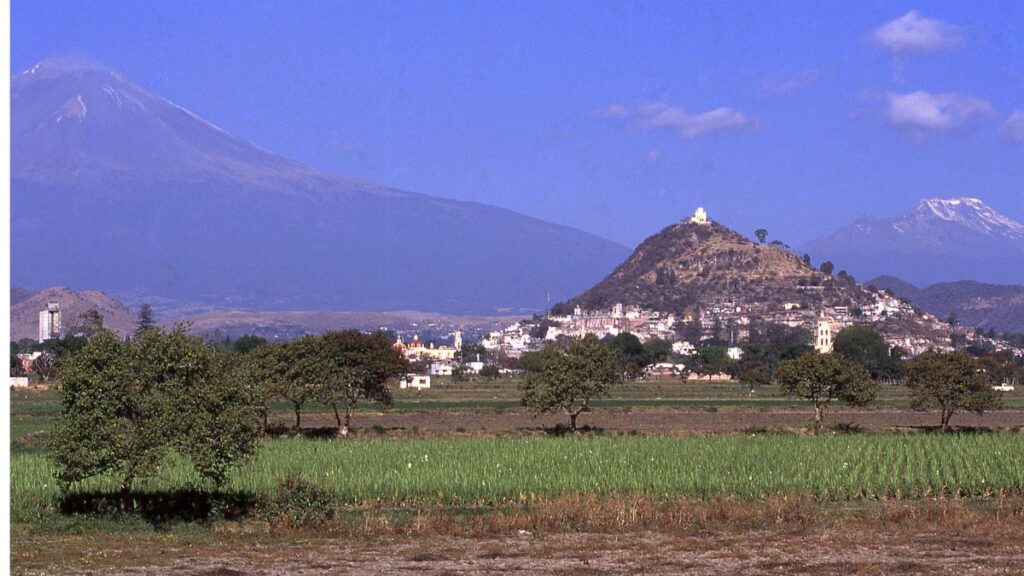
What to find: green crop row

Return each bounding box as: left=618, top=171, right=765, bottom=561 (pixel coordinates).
left=12, top=433, right=1023, bottom=522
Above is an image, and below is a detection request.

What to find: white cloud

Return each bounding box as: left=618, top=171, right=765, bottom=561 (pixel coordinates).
left=886, top=91, right=991, bottom=132
left=597, top=104, right=628, bottom=118
left=871, top=11, right=962, bottom=55
left=1000, top=111, right=1024, bottom=142
left=606, top=102, right=758, bottom=139
left=761, top=72, right=817, bottom=96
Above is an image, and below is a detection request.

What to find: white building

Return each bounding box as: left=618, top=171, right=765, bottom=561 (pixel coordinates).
left=38, top=302, right=61, bottom=342
left=814, top=320, right=833, bottom=353
left=429, top=362, right=455, bottom=376
left=672, top=341, right=697, bottom=356
left=690, top=206, right=709, bottom=224
left=400, top=374, right=431, bottom=390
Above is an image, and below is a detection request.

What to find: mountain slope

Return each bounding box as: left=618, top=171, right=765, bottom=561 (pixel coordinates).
left=868, top=276, right=1024, bottom=333
left=11, top=59, right=629, bottom=315
left=567, top=219, right=870, bottom=313
left=10, top=287, right=136, bottom=341
left=805, top=198, right=1024, bottom=286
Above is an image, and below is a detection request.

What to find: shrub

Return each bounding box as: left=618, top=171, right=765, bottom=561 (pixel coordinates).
left=266, top=473, right=335, bottom=528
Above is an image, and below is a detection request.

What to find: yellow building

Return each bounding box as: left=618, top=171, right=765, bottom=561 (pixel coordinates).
left=394, top=333, right=459, bottom=361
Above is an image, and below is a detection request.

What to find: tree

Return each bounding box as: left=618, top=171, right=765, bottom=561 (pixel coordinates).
left=606, top=332, right=648, bottom=378
left=774, top=353, right=877, bottom=430
left=457, top=342, right=487, bottom=364
left=232, top=335, right=268, bottom=355
left=801, top=254, right=812, bottom=267
left=833, top=326, right=900, bottom=381
left=277, top=335, right=323, bottom=432
left=904, top=350, right=1002, bottom=431
left=755, top=228, right=768, bottom=244
left=698, top=346, right=733, bottom=380
left=231, top=344, right=288, bottom=430
left=520, top=335, right=621, bottom=431
left=135, top=303, right=156, bottom=338
left=518, top=350, right=547, bottom=373
left=31, top=352, right=58, bottom=382
left=11, top=355, right=24, bottom=377
left=317, top=330, right=408, bottom=437
left=479, top=364, right=501, bottom=380
left=819, top=261, right=835, bottom=276
left=49, top=328, right=260, bottom=509
left=75, top=309, right=104, bottom=337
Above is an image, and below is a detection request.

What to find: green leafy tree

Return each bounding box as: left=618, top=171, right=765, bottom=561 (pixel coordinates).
left=698, top=346, right=733, bottom=380
left=479, top=364, right=501, bottom=380
left=230, top=344, right=288, bottom=430
left=232, top=335, right=268, bottom=355
left=317, top=330, right=408, bottom=437
left=76, top=309, right=104, bottom=337
left=457, top=342, right=487, bottom=364
left=755, top=228, right=768, bottom=244
left=50, top=328, right=260, bottom=509
left=606, top=332, right=648, bottom=378
left=904, top=350, right=1002, bottom=431
left=819, top=261, right=835, bottom=276
left=517, top=350, right=547, bottom=373
left=520, top=335, right=621, bottom=431
left=644, top=338, right=673, bottom=364
left=774, top=352, right=877, bottom=430
left=833, top=326, right=900, bottom=380
left=276, top=335, right=324, bottom=432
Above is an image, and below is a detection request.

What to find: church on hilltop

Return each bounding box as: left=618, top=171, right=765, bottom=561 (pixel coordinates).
left=689, top=207, right=709, bottom=225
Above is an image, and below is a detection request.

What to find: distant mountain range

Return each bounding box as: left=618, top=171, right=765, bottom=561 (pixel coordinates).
left=806, top=198, right=1024, bottom=286
left=10, top=286, right=517, bottom=342
left=11, top=58, right=629, bottom=315
left=867, top=275, right=1024, bottom=334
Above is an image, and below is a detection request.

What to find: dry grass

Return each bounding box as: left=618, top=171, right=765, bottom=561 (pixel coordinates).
left=14, top=497, right=1024, bottom=575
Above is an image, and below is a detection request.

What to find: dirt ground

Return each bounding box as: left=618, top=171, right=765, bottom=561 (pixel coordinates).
left=13, top=522, right=1024, bottom=575
left=285, top=407, right=1024, bottom=436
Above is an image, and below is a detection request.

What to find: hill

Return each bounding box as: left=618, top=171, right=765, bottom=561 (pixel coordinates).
left=11, top=287, right=34, bottom=306
left=868, top=276, right=1024, bottom=334
left=10, top=287, right=137, bottom=341
left=11, top=58, right=629, bottom=315
left=566, top=218, right=870, bottom=314
left=806, top=198, right=1024, bottom=286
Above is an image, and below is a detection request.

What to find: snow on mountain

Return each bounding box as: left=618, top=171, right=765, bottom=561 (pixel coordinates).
left=805, top=197, right=1024, bottom=286
left=912, top=198, right=1024, bottom=238
left=11, top=58, right=630, bottom=315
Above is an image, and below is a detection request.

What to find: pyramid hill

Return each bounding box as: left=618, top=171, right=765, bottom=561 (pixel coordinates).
left=10, top=287, right=136, bottom=341
left=564, top=214, right=871, bottom=316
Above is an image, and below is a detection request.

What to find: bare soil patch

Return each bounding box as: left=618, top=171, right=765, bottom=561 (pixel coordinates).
left=14, top=521, right=1024, bottom=575
left=284, top=407, right=1024, bottom=437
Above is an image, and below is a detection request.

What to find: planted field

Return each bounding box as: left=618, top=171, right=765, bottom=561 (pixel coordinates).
left=12, top=433, right=1024, bottom=522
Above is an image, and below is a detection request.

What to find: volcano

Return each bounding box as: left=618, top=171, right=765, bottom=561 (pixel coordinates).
left=11, top=58, right=629, bottom=314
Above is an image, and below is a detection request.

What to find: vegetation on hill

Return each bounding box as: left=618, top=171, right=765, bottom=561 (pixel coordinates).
left=868, top=276, right=1024, bottom=333
left=565, top=221, right=869, bottom=315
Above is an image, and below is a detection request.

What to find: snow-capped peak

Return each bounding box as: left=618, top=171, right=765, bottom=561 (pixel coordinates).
left=914, top=197, right=1024, bottom=238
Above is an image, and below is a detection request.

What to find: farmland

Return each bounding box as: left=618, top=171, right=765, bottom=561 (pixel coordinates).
left=11, top=381, right=1024, bottom=575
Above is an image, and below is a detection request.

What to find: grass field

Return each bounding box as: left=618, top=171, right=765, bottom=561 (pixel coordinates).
left=12, top=433, right=1024, bottom=523
left=11, top=381, right=1024, bottom=575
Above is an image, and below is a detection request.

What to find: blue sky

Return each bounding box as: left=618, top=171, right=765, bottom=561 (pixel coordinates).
left=12, top=1, right=1024, bottom=248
